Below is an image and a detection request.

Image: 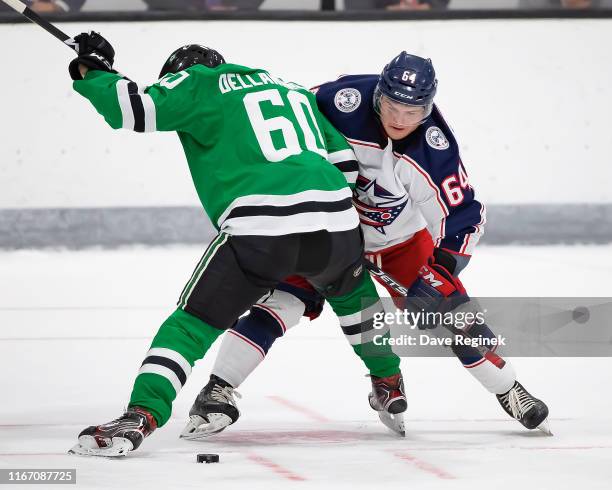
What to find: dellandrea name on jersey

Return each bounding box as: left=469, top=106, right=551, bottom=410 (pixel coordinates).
left=314, top=74, right=486, bottom=255
left=73, top=63, right=360, bottom=237
left=219, top=71, right=303, bottom=93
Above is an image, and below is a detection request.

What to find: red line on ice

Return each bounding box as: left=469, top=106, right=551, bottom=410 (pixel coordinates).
left=266, top=395, right=331, bottom=423
left=247, top=453, right=306, bottom=481
left=393, top=451, right=456, bottom=480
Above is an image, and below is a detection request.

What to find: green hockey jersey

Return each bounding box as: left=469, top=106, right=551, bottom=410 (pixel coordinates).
left=73, top=64, right=360, bottom=236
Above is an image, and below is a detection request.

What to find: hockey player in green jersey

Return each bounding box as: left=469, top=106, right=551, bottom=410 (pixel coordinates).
left=66, top=33, right=405, bottom=457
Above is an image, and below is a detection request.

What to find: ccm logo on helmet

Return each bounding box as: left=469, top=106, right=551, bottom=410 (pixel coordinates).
left=393, top=91, right=414, bottom=100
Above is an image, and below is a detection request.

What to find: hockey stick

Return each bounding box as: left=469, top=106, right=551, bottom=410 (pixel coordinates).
left=1, top=0, right=76, bottom=50
left=364, top=259, right=506, bottom=369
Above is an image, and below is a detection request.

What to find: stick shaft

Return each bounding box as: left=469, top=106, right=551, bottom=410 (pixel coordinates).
left=1, top=0, right=74, bottom=48
left=363, top=259, right=506, bottom=369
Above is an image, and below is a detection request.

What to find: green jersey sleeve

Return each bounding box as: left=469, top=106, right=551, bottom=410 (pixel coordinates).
left=72, top=66, right=220, bottom=134
left=317, top=111, right=359, bottom=190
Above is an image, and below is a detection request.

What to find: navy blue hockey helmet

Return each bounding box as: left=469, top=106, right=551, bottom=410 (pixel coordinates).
left=374, top=52, right=438, bottom=122
left=159, top=44, right=225, bottom=79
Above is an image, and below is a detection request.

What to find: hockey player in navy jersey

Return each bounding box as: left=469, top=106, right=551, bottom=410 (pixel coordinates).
left=182, top=52, right=550, bottom=439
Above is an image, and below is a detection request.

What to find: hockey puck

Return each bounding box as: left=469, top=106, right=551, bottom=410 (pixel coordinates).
left=197, top=453, right=220, bottom=464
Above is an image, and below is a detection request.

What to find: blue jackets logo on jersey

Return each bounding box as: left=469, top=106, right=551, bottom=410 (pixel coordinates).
left=352, top=175, right=408, bottom=234
left=334, top=88, right=362, bottom=113
left=426, top=126, right=450, bottom=150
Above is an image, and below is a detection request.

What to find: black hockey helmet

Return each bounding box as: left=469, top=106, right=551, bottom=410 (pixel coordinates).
left=159, top=44, right=225, bottom=78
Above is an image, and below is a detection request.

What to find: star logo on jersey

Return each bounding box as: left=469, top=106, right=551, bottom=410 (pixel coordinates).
left=352, top=175, right=408, bottom=234
left=334, top=88, right=362, bottom=113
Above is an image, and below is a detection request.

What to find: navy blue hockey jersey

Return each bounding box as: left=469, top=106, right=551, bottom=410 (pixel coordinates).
left=314, top=74, right=485, bottom=255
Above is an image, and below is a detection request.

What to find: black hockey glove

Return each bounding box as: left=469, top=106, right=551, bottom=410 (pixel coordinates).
left=68, top=31, right=115, bottom=81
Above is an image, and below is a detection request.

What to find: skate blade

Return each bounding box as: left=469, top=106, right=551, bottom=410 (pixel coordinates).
left=537, top=418, right=553, bottom=436
left=377, top=411, right=406, bottom=437
left=180, top=413, right=233, bottom=441
left=68, top=436, right=134, bottom=458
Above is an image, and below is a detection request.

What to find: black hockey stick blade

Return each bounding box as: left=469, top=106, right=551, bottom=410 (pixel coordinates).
left=1, top=0, right=76, bottom=50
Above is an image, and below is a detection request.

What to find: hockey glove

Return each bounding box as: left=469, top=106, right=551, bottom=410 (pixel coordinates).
left=432, top=247, right=458, bottom=275
left=405, top=257, right=469, bottom=330
left=68, top=31, right=115, bottom=81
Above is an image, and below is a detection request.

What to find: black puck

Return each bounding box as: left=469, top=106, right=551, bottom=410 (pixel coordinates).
left=197, top=453, right=220, bottom=464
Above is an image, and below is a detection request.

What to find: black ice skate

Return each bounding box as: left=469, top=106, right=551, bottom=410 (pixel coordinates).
left=180, top=374, right=241, bottom=440
left=496, top=381, right=552, bottom=435
left=68, top=407, right=157, bottom=457
left=368, top=372, right=407, bottom=437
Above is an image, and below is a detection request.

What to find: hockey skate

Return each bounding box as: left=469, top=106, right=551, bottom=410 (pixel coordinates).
left=68, top=407, right=157, bottom=457
left=368, top=373, right=407, bottom=437
left=180, top=374, right=241, bottom=440
left=496, top=381, right=552, bottom=435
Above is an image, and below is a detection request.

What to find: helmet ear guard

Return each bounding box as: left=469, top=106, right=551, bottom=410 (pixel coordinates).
left=159, top=44, right=225, bottom=79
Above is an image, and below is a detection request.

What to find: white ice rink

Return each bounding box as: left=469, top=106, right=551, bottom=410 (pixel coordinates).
left=1, top=245, right=611, bottom=489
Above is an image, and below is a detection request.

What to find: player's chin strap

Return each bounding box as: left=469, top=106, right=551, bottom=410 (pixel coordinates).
left=363, top=258, right=506, bottom=370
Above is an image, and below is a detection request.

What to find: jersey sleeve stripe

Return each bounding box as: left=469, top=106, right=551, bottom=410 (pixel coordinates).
left=460, top=234, right=471, bottom=254
left=328, top=149, right=357, bottom=164
left=459, top=202, right=486, bottom=254
left=116, top=79, right=135, bottom=131
left=140, top=93, right=157, bottom=133
left=127, top=82, right=146, bottom=132
left=476, top=202, right=487, bottom=234
left=117, top=80, right=156, bottom=133
left=437, top=217, right=446, bottom=248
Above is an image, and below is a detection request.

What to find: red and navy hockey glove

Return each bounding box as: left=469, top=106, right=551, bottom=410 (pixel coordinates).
left=405, top=256, right=469, bottom=330
left=68, top=31, right=115, bottom=81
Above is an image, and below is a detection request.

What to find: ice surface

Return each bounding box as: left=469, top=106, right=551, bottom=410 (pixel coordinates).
left=1, top=245, right=611, bottom=489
